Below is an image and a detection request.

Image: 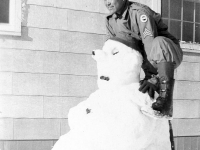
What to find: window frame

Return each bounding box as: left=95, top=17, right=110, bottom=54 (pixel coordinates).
left=161, top=0, right=200, bottom=43
left=151, top=0, right=161, bottom=13
left=0, top=0, right=21, bottom=36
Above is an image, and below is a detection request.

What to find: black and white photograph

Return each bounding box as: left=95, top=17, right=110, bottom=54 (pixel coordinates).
left=0, top=0, right=200, bottom=150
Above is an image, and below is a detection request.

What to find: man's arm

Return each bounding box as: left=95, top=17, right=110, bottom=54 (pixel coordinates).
left=136, top=10, right=158, bottom=57
left=135, top=10, right=159, bottom=98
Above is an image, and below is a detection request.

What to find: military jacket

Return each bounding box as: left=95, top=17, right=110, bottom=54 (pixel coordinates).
left=106, top=1, right=179, bottom=57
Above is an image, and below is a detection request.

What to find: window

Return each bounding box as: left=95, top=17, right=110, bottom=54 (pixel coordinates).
left=0, top=0, right=21, bottom=36
left=161, top=0, right=200, bottom=43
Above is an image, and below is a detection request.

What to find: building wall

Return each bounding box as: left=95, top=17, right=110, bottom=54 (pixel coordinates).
left=172, top=43, right=200, bottom=150
left=0, top=0, right=200, bottom=150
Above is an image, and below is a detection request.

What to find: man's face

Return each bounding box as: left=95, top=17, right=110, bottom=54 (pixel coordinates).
left=104, top=0, right=127, bottom=14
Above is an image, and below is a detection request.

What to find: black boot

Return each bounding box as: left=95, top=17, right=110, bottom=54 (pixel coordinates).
left=152, top=62, right=175, bottom=117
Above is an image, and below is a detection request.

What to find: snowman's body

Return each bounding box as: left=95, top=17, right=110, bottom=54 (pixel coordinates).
left=52, top=40, right=171, bottom=150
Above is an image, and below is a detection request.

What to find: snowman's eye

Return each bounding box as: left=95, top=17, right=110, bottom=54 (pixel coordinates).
left=112, top=48, right=119, bottom=55
left=113, top=51, right=119, bottom=55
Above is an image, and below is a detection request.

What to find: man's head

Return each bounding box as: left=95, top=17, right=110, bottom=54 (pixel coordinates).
left=104, top=0, right=127, bottom=14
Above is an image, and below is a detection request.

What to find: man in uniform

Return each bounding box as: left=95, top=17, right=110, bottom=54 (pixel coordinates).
left=103, top=0, right=183, bottom=149
left=104, top=0, right=183, bottom=117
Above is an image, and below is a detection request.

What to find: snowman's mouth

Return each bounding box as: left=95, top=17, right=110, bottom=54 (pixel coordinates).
left=100, top=76, right=110, bottom=81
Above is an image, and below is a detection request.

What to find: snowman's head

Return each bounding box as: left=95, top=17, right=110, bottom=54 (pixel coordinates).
left=92, top=38, right=143, bottom=89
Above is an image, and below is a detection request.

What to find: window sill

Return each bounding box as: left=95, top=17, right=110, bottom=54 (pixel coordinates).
left=0, top=30, right=21, bottom=36
left=180, top=42, right=200, bottom=53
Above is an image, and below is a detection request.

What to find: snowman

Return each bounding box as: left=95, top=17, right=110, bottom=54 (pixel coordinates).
left=52, top=38, right=171, bottom=150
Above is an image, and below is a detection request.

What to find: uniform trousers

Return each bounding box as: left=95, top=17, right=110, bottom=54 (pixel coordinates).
left=148, top=36, right=183, bottom=69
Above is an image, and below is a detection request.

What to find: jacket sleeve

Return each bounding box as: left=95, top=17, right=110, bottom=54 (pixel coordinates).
left=136, top=10, right=158, bottom=57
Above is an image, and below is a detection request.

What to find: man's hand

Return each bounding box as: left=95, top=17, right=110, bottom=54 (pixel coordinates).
left=139, top=76, right=159, bottom=99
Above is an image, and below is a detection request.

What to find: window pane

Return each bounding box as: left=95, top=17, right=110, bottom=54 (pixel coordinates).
left=195, top=23, right=200, bottom=43
left=170, top=20, right=181, bottom=40
left=170, top=0, right=182, bottom=20
left=161, top=0, right=169, bottom=18
left=0, top=0, right=10, bottom=23
left=162, top=19, right=169, bottom=27
left=183, top=22, right=194, bottom=42
left=183, top=1, right=194, bottom=22
left=196, top=3, right=200, bottom=23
